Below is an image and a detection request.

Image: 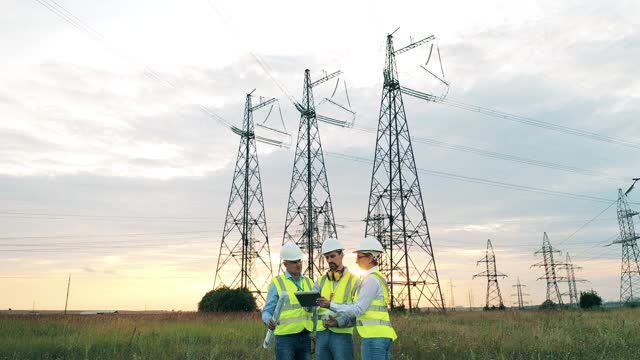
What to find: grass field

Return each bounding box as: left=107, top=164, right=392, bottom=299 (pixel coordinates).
left=1, top=308, right=639, bottom=359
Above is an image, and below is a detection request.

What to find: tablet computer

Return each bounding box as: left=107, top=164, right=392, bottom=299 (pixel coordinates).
left=294, top=291, right=321, bottom=307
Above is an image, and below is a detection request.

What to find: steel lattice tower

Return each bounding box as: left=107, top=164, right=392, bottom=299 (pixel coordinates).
left=282, top=69, right=339, bottom=279
left=213, top=93, right=274, bottom=303
left=364, top=32, right=444, bottom=311
left=511, top=277, right=529, bottom=310
left=559, top=252, right=584, bottom=306
left=473, top=239, right=507, bottom=309
left=613, top=186, right=640, bottom=304
left=532, top=232, right=566, bottom=305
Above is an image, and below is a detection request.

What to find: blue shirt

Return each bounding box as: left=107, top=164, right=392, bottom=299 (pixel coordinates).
left=261, top=271, right=306, bottom=324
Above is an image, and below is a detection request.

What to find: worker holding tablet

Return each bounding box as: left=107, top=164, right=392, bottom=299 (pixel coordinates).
left=312, top=238, right=358, bottom=360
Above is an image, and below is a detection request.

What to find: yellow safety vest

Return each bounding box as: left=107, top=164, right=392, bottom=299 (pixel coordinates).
left=316, top=270, right=358, bottom=334
left=272, top=274, right=314, bottom=336
left=354, top=270, right=397, bottom=340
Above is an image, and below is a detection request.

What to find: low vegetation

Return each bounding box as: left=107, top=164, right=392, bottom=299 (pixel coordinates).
left=1, top=308, right=639, bottom=359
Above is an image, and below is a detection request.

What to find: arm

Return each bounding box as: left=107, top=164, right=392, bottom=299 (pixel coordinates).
left=312, top=277, right=322, bottom=293
left=330, top=277, right=379, bottom=318
left=261, top=283, right=278, bottom=325
left=335, top=313, right=356, bottom=328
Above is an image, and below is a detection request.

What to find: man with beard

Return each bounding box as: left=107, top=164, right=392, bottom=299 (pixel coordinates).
left=313, top=238, right=359, bottom=360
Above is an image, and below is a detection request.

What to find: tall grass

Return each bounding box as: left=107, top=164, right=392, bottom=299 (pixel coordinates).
left=1, top=309, right=638, bottom=359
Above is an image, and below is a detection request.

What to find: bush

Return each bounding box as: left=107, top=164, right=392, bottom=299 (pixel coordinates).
left=625, top=300, right=640, bottom=308
left=198, top=287, right=257, bottom=312
left=483, top=304, right=507, bottom=311
left=539, top=299, right=556, bottom=310
left=579, top=290, right=602, bottom=309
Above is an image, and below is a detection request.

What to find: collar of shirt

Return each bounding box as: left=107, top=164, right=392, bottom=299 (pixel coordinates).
left=284, top=271, right=304, bottom=290
left=362, top=266, right=379, bottom=277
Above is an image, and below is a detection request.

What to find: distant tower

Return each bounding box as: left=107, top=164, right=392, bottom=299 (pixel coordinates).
left=364, top=30, right=444, bottom=311
left=213, top=93, right=276, bottom=303
left=282, top=69, right=343, bottom=279
left=532, top=232, right=566, bottom=305
left=511, top=277, right=529, bottom=310
left=559, top=253, right=584, bottom=306
left=612, top=182, right=640, bottom=304
left=473, top=239, right=507, bottom=309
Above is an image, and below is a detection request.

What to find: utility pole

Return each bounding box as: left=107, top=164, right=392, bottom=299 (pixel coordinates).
left=364, top=29, right=444, bottom=311
left=448, top=278, right=456, bottom=311
left=511, top=277, right=529, bottom=310
left=532, top=232, right=567, bottom=306
left=282, top=69, right=346, bottom=279
left=473, top=239, right=507, bottom=309
left=64, top=274, right=71, bottom=315
left=213, top=91, right=276, bottom=304
left=611, top=179, right=640, bottom=304
left=468, top=289, right=474, bottom=311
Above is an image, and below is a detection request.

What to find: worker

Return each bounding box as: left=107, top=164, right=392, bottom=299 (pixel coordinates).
left=312, top=238, right=359, bottom=360
left=262, top=243, right=315, bottom=360
left=317, top=237, right=397, bottom=360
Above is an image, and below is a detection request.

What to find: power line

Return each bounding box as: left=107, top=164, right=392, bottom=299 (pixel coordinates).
left=0, top=236, right=216, bottom=247
left=353, top=126, right=628, bottom=182
left=326, top=151, right=616, bottom=204
left=0, top=229, right=218, bottom=240
left=33, top=0, right=236, bottom=131
left=437, top=96, right=640, bottom=151
left=554, top=201, right=617, bottom=246
left=400, top=86, right=640, bottom=151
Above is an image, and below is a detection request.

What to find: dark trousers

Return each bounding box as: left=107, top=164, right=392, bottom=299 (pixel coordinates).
left=275, top=331, right=311, bottom=360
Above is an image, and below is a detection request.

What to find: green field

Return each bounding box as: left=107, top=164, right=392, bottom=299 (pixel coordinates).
left=1, top=308, right=639, bottom=359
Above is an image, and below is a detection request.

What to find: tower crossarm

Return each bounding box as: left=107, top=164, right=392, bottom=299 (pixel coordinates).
left=311, top=70, right=342, bottom=87
left=400, top=86, right=440, bottom=102
left=251, top=97, right=277, bottom=111
left=612, top=235, right=640, bottom=244
left=393, top=35, right=436, bottom=55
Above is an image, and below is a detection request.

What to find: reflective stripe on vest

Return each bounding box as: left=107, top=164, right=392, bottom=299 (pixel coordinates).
left=354, top=270, right=398, bottom=340
left=316, top=271, right=357, bottom=334
left=356, top=319, right=393, bottom=326
left=273, top=275, right=314, bottom=335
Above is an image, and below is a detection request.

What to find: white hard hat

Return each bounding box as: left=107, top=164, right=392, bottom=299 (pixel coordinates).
left=321, top=238, right=344, bottom=254
left=280, top=243, right=304, bottom=261
left=353, top=237, right=384, bottom=254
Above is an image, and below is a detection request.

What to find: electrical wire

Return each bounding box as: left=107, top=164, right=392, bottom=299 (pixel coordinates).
left=325, top=151, right=616, bottom=204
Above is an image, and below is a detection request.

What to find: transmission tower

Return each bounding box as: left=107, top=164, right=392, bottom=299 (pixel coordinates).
left=532, top=232, right=566, bottom=305
left=559, top=252, right=585, bottom=306
left=612, top=180, right=640, bottom=304
left=364, top=30, right=445, bottom=312
left=213, top=92, right=276, bottom=303
left=473, top=239, right=507, bottom=309
left=282, top=69, right=346, bottom=279
left=511, top=277, right=529, bottom=310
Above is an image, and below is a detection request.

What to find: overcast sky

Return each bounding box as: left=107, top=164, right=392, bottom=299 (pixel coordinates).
left=1, top=0, right=639, bottom=310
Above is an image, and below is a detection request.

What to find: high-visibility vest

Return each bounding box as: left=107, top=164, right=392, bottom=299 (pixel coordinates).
left=354, top=270, right=397, bottom=340
left=316, top=270, right=358, bottom=334
left=272, top=274, right=314, bottom=336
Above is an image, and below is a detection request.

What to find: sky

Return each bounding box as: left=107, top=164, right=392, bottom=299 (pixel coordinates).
left=1, top=0, right=639, bottom=311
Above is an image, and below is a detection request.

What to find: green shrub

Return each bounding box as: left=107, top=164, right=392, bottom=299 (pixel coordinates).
left=539, top=299, right=556, bottom=310
left=198, top=287, right=257, bottom=312
left=625, top=300, right=640, bottom=308
left=579, top=290, right=602, bottom=309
